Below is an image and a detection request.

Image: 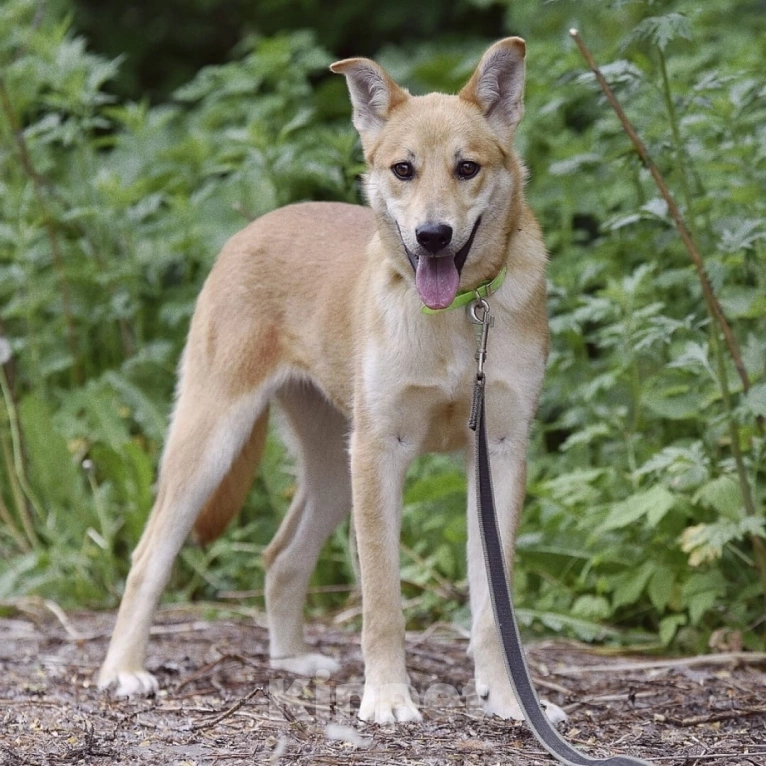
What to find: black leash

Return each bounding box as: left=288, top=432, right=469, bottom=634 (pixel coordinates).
left=468, top=297, right=650, bottom=766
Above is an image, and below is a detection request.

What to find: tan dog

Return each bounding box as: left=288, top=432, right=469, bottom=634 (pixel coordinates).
left=99, top=37, right=552, bottom=725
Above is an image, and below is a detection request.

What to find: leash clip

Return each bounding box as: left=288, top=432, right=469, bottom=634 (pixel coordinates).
left=468, top=297, right=493, bottom=380
left=468, top=297, right=493, bottom=430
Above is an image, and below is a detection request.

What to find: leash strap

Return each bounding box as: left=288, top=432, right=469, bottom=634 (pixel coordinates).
left=468, top=299, right=650, bottom=766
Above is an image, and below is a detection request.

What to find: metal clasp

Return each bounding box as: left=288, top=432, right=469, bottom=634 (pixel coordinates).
left=468, top=297, right=493, bottom=380
left=468, top=297, right=493, bottom=430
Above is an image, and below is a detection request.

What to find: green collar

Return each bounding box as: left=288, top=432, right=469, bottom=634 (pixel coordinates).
left=420, top=266, right=507, bottom=315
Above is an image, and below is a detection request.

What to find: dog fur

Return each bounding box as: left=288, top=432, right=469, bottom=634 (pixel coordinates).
left=98, top=37, right=554, bottom=725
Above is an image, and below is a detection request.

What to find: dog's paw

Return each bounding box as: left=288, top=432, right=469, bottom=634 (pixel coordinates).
left=476, top=679, right=568, bottom=724
left=270, top=652, right=340, bottom=677
left=358, top=682, right=422, bottom=724
left=539, top=699, right=568, bottom=725
left=98, top=668, right=159, bottom=698
left=476, top=679, right=523, bottom=720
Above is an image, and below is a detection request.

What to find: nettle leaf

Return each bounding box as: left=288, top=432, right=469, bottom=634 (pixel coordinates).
left=659, top=614, right=687, bottom=646
left=624, top=13, right=693, bottom=52
left=643, top=386, right=706, bottom=421
left=692, top=476, right=743, bottom=519
left=743, top=383, right=766, bottom=419
left=681, top=570, right=727, bottom=625
left=611, top=560, right=655, bottom=610
left=517, top=609, right=619, bottom=642
left=717, top=218, right=766, bottom=253
left=543, top=469, right=607, bottom=508
left=641, top=197, right=669, bottom=220
left=560, top=423, right=611, bottom=451
left=571, top=595, right=612, bottom=622
left=404, top=471, right=465, bottom=506
left=680, top=518, right=765, bottom=567
left=668, top=341, right=715, bottom=379
left=634, top=442, right=710, bottom=491
left=719, top=286, right=766, bottom=320
left=103, top=371, right=168, bottom=443
left=600, top=485, right=676, bottom=532
left=549, top=153, right=601, bottom=177
left=648, top=565, right=675, bottom=612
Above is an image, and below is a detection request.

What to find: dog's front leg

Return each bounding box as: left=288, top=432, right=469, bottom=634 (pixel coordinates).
left=350, top=429, right=422, bottom=724
left=466, top=427, right=567, bottom=724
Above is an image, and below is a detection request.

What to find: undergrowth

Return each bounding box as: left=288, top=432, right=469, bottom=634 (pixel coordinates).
left=1, top=0, right=764, bottom=653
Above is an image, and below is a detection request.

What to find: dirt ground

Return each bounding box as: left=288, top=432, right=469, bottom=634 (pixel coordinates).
left=1, top=603, right=764, bottom=765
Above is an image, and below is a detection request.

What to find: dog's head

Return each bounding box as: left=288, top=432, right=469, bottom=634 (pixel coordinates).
left=331, top=38, right=528, bottom=310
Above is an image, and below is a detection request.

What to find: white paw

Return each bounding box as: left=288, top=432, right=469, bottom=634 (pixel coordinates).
left=476, top=679, right=567, bottom=724
left=540, top=699, right=568, bottom=725
left=476, top=679, right=523, bottom=720
left=99, top=668, right=159, bottom=697
left=358, top=682, right=422, bottom=724
left=270, top=652, right=340, bottom=677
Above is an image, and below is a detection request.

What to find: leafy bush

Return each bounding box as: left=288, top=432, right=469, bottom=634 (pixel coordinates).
left=1, top=0, right=764, bottom=653
left=0, top=0, right=359, bottom=606
left=385, top=0, right=766, bottom=650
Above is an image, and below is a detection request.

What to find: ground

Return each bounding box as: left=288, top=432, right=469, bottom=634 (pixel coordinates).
left=1, top=603, right=765, bottom=765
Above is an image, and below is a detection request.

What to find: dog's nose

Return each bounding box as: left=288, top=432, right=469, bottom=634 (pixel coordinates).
left=416, top=223, right=453, bottom=254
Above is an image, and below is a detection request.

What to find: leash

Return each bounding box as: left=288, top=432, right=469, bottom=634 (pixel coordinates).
left=467, top=297, right=650, bottom=766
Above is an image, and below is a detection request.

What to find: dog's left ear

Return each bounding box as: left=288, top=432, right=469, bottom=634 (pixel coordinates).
left=460, top=37, right=526, bottom=140
left=330, top=57, right=408, bottom=148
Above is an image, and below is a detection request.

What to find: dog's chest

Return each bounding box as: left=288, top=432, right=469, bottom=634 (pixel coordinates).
left=359, top=322, right=480, bottom=452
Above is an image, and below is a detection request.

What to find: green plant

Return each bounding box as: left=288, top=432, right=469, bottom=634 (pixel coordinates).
left=0, top=0, right=359, bottom=606
left=1, top=0, right=764, bottom=655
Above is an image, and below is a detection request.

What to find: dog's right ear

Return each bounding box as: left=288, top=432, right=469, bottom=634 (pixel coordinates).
left=330, top=58, right=408, bottom=145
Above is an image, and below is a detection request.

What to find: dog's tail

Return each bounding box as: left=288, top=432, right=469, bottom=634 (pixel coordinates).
left=193, top=408, right=270, bottom=544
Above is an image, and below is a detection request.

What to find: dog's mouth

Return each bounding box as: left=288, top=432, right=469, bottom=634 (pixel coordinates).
left=400, top=217, right=482, bottom=310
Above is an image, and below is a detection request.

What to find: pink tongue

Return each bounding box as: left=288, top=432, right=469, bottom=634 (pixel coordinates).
left=415, top=256, right=460, bottom=310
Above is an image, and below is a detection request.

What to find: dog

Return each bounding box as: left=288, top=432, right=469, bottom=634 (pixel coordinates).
left=98, top=36, right=554, bottom=725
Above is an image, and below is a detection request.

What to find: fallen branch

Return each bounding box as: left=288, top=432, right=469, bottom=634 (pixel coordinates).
left=175, top=653, right=256, bottom=693
left=554, top=651, right=766, bottom=676
left=190, top=686, right=265, bottom=731
left=667, top=706, right=766, bottom=727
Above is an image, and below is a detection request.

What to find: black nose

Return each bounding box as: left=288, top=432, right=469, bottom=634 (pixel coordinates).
left=416, top=223, right=453, bottom=254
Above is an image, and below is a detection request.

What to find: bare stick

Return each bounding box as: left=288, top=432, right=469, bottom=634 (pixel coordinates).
left=555, top=650, right=766, bottom=676
left=568, top=29, right=751, bottom=396
left=190, top=686, right=265, bottom=731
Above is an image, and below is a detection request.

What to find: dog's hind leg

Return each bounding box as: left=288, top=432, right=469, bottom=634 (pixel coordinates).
left=98, top=369, right=275, bottom=697
left=263, top=381, right=351, bottom=676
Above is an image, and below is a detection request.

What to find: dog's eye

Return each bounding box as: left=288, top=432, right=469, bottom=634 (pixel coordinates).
left=392, top=162, right=414, bottom=180
left=457, top=161, right=480, bottom=180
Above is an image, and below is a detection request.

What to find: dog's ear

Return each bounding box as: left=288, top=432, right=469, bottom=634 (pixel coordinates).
left=330, top=58, right=408, bottom=144
left=460, top=37, right=526, bottom=140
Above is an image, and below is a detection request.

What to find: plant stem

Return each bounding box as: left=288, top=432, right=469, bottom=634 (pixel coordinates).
left=0, top=76, right=82, bottom=385
left=0, top=367, right=40, bottom=548
left=569, top=29, right=751, bottom=396
left=0, top=475, right=28, bottom=552
left=657, top=47, right=697, bottom=239
left=710, top=327, right=766, bottom=600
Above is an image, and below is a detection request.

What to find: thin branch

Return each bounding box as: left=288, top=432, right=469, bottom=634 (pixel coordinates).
left=554, top=650, right=766, bottom=676
left=189, top=686, right=266, bottom=731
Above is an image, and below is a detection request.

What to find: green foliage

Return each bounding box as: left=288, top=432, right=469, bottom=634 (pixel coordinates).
left=0, top=0, right=358, bottom=606
left=1, top=0, right=765, bottom=654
